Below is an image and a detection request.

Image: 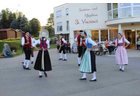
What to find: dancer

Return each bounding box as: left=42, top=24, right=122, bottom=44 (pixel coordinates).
left=75, top=30, right=84, bottom=66
left=33, top=32, right=52, bottom=78
left=31, top=35, right=36, bottom=64
left=22, top=31, right=32, bottom=70
left=115, top=33, right=130, bottom=72
left=59, top=33, right=67, bottom=61
left=79, top=29, right=97, bottom=82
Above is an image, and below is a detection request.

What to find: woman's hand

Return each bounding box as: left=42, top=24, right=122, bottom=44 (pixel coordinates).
left=123, top=46, right=126, bottom=49
left=87, top=49, right=91, bottom=51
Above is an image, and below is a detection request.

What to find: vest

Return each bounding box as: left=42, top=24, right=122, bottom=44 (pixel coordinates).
left=86, top=39, right=94, bottom=51
left=40, top=39, right=48, bottom=51
left=23, top=36, right=31, bottom=48
left=61, top=37, right=65, bottom=46
left=77, top=35, right=81, bottom=46
left=117, top=38, right=124, bottom=46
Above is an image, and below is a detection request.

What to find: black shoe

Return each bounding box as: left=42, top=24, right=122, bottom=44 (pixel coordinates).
left=119, top=69, right=122, bottom=71
left=78, top=64, right=80, bottom=66
left=63, top=59, right=67, bottom=61
left=59, top=58, right=63, bottom=60
left=31, top=61, right=33, bottom=64
left=79, top=78, right=87, bottom=80
left=23, top=65, right=26, bottom=69
left=90, top=79, right=97, bottom=82
left=25, top=68, right=31, bottom=70
left=44, top=72, right=47, bottom=77
left=22, top=62, right=24, bottom=64
left=122, top=70, right=124, bottom=72
left=39, top=75, right=43, bottom=78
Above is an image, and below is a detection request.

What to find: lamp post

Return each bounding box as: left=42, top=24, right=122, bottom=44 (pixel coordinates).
left=20, top=16, right=25, bottom=53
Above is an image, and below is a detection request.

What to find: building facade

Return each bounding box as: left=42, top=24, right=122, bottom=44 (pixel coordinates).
left=54, top=3, right=140, bottom=49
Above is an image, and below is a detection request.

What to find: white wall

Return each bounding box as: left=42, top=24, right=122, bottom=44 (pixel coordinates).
left=54, top=4, right=70, bottom=35
left=68, top=3, right=111, bottom=45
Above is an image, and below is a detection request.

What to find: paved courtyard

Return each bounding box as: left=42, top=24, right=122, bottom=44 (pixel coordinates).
left=0, top=49, right=140, bottom=96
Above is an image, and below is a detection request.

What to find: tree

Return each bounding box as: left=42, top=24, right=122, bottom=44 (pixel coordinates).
left=0, top=10, right=9, bottom=28
left=45, top=13, right=54, bottom=37
left=10, top=19, right=18, bottom=29
left=29, top=18, right=42, bottom=37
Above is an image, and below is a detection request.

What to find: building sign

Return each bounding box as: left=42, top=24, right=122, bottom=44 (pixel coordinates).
left=75, top=7, right=98, bottom=25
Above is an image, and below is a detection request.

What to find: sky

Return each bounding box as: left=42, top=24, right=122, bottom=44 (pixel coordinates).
left=0, top=3, right=64, bottom=26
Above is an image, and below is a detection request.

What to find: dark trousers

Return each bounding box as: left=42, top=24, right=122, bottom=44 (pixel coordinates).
left=23, top=48, right=31, bottom=60
left=66, top=47, right=71, bottom=53
left=59, top=45, right=66, bottom=54
left=78, top=46, right=83, bottom=57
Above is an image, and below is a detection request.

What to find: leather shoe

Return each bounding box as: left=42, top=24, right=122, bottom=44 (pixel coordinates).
left=23, top=65, right=26, bottom=69
left=59, top=58, right=63, bottom=60
left=79, top=78, right=86, bottom=80
left=39, top=75, right=43, bottom=78
left=63, top=59, right=67, bottom=61
left=78, top=64, right=80, bottom=66
left=44, top=72, right=47, bottom=77
left=90, top=79, right=97, bottom=82
left=25, top=68, right=31, bottom=70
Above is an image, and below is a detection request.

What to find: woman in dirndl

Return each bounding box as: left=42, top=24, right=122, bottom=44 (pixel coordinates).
left=79, top=29, right=97, bottom=82
left=115, top=33, right=130, bottom=72
left=33, top=32, right=52, bottom=78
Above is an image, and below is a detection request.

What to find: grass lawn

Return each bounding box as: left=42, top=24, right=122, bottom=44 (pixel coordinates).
left=0, top=37, right=57, bottom=58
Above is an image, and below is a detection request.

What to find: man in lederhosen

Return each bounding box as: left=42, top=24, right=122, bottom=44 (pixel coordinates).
left=22, top=31, right=32, bottom=70
left=59, top=33, right=67, bottom=61
left=75, top=30, right=84, bottom=66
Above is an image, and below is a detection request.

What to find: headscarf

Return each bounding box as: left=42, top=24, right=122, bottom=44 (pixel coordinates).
left=85, top=29, right=92, bottom=38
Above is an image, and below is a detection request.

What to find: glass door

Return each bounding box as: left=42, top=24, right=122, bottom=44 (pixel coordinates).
left=136, top=30, right=140, bottom=50
left=125, top=30, right=136, bottom=49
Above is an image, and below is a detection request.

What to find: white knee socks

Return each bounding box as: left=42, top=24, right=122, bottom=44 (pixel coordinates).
left=39, top=71, right=42, bottom=76
left=122, top=65, right=125, bottom=71
left=119, top=65, right=122, bottom=69
left=91, top=72, right=96, bottom=80
left=78, top=57, right=81, bottom=64
left=23, top=59, right=27, bottom=66
left=64, top=54, right=67, bottom=59
left=26, top=60, right=30, bottom=68
left=31, top=57, right=34, bottom=62
left=82, top=73, right=86, bottom=78
left=60, top=53, right=62, bottom=58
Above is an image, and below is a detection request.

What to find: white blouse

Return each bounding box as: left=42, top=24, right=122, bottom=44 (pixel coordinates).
left=115, top=38, right=130, bottom=46
left=33, top=39, right=50, bottom=48
left=86, top=38, right=97, bottom=46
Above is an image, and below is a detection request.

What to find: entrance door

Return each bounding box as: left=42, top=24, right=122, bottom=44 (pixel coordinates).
left=125, top=30, right=136, bottom=49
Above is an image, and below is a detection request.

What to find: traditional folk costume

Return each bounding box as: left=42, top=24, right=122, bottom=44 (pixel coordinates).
left=22, top=34, right=32, bottom=70
left=59, top=34, right=67, bottom=61
left=79, top=29, right=97, bottom=82
left=33, top=32, right=52, bottom=78
left=115, top=37, right=130, bottom=72
left=75, top=30, right=85, bottom=66
left=31, top=37, right=36, bottom=64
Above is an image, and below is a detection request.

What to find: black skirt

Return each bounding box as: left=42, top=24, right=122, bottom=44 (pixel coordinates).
left=90, top=51, right=96, bottom=73
left=34, top=50, right=52, bottom=71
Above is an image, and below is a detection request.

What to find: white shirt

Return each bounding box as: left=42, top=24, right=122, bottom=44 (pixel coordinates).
left=31, top=38, right=36, bottom=46
left=75, top=37, right=82, bottom=45
left=86, top=38, right=97, bottom=46
left=115, top=38, right=130, bottom=46
left=61, top=38, right=66, bottom=43
left=33, top=39, right=50, bottom=48
left=21, top=37, right=33, bottom=46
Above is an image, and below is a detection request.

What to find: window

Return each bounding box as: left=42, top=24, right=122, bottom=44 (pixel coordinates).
left=56, top=11, right=61, bottom=18
left=113, top=9, right=118, bottom=18
left=109, top=29, right=118, bottom=41
left=66, top=21, right=69, bottom=31
left=134, top=3, right=140, bottom=6
left=108, top=11, right=112, bottom=20
left=119, top=7, right=131, bottom=18
left=66, top=8, right=69, bottom=15
left=133, top=6, right=140, bottom=17
left=91, top=30, right=99, bottom=41
left=101, top=30, right=108, bottom=41
left=57, top=22, right=62, bottom=32
left=119, top=3, right=131, bottom=7
left=113, top=3, right=118, bottom=9
left=107, top=3, right=111, bottom=11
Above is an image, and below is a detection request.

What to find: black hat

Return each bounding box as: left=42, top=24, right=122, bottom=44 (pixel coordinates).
left=80, top=30, right=83, bottom=32
left=60, top=33, right=63, bottom=36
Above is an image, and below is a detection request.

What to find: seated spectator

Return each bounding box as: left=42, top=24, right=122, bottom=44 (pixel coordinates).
left=72, top=43, right=77, bottom=53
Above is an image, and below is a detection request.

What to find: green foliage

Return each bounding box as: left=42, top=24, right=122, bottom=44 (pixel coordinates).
left=45, top=13, right=54, bottom=37
left=0, top=9, right=9, bottom=28
left=29, top=18, right=42, bottom=36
